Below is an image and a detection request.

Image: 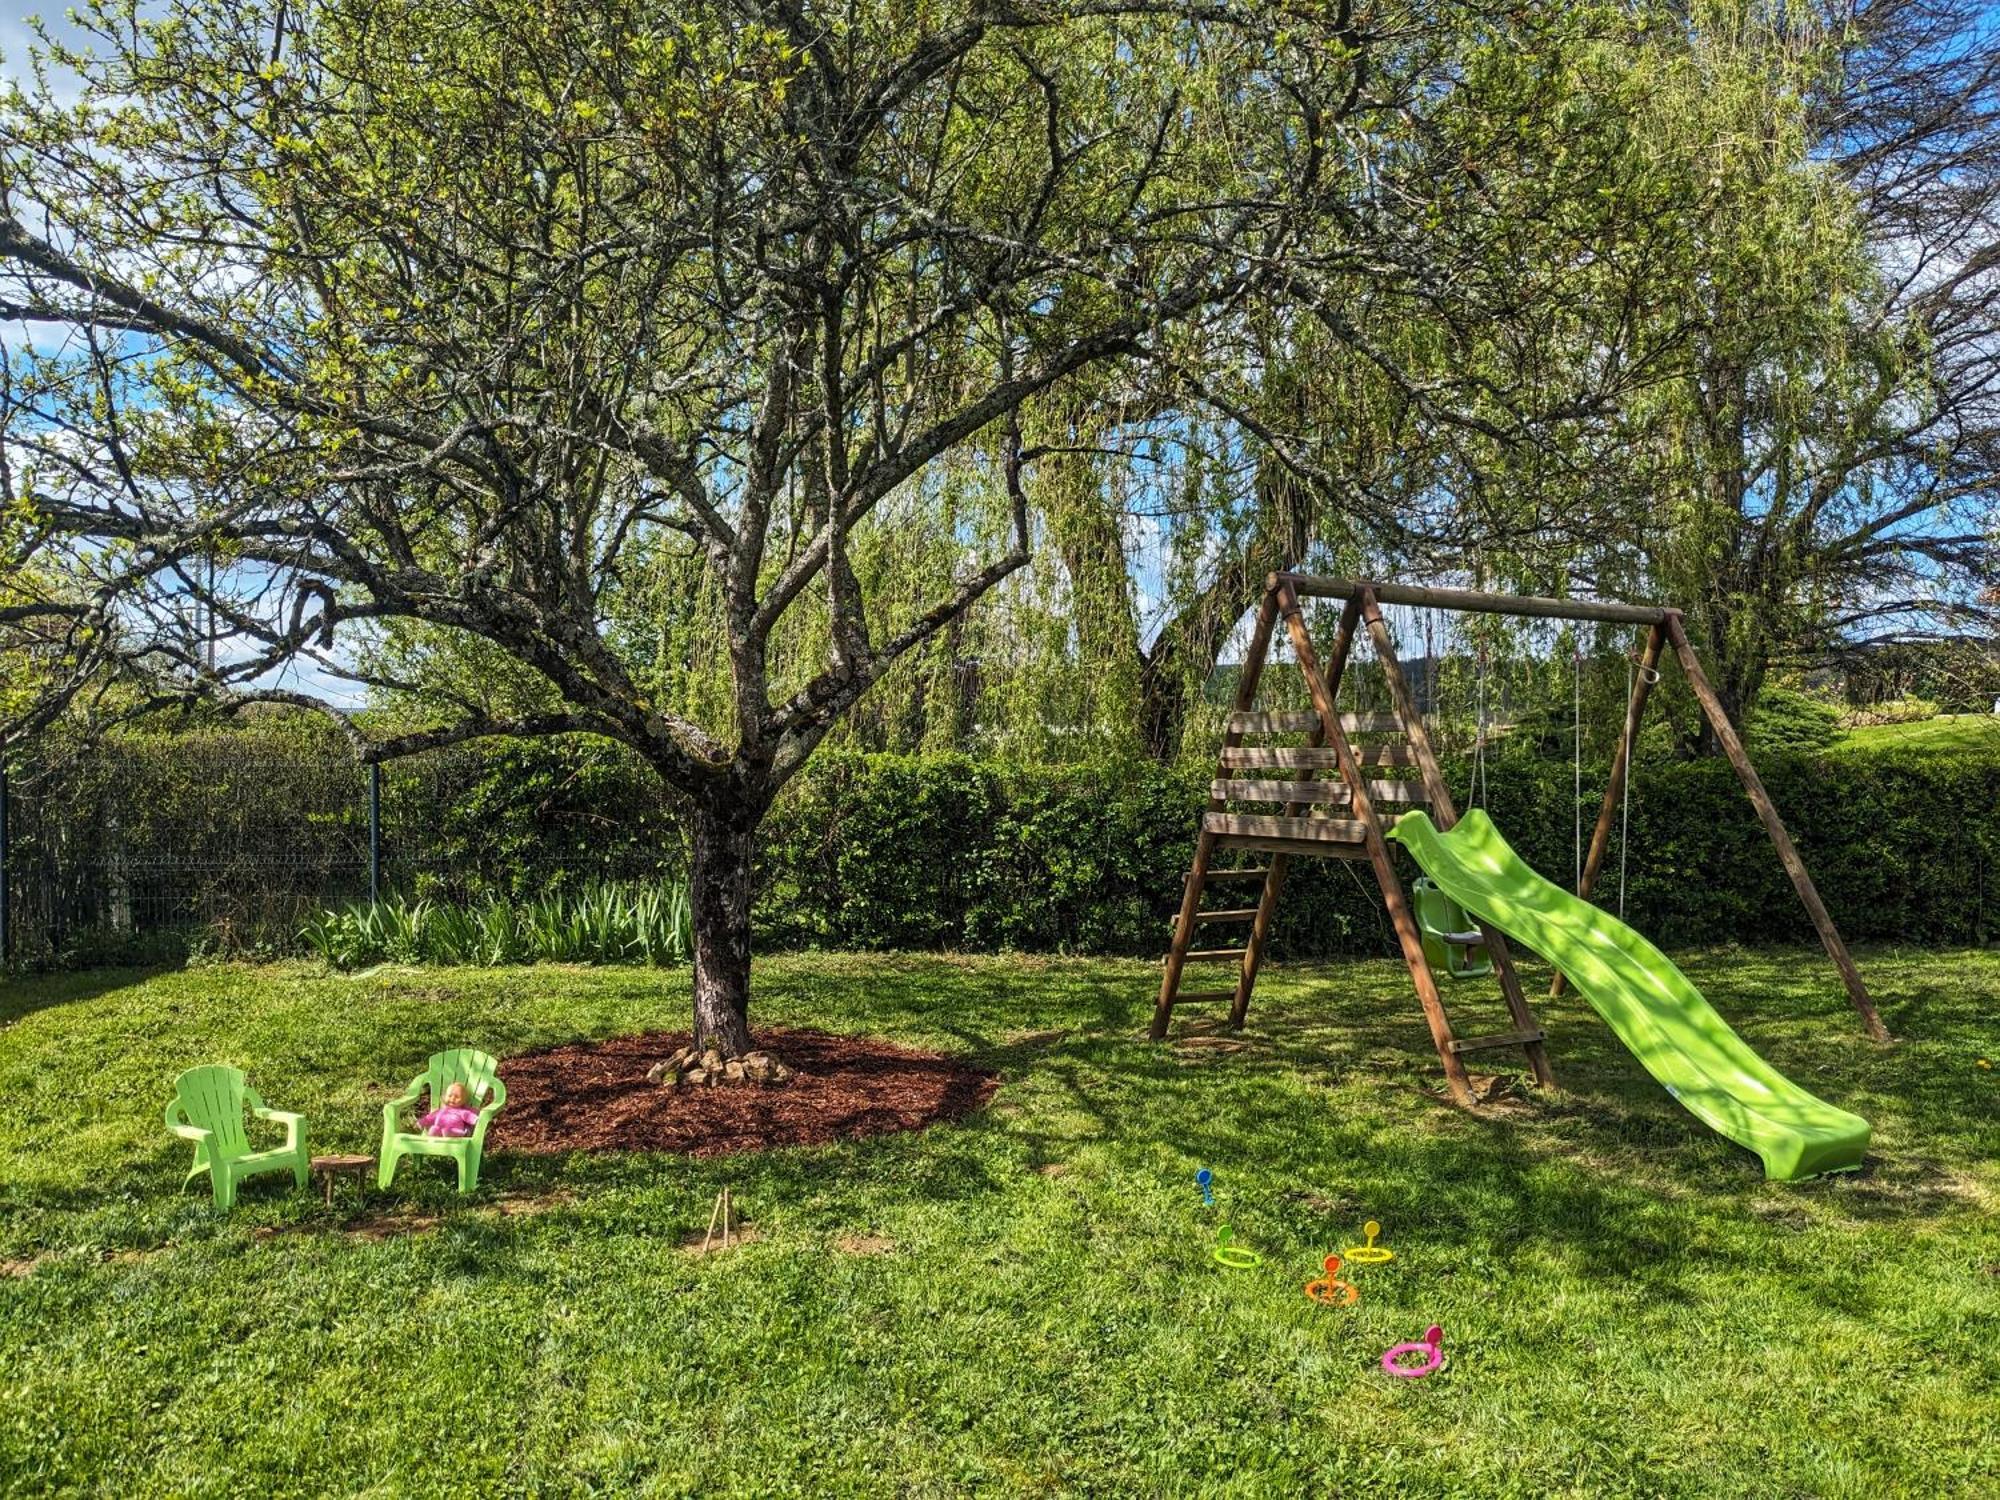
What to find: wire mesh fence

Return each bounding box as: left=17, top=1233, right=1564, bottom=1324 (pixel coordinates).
left=0, top=727, right=687, bottom=965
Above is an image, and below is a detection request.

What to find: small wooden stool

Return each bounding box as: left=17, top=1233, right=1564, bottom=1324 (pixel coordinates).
left=310, top=1153, right=374, bottom=1208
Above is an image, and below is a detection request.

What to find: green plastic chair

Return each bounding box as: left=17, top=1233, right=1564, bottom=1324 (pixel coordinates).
left=379, top=1048, right=506, bottom=1193
left=1412, top=877, right=1494, bottom=980
left=164, top=1065, right=309, bottom=1211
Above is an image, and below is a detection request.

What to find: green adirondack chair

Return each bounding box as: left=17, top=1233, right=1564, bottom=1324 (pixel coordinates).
left=379, top=1048, right=507, bottom=1193
left=164, top=1065, right=309, bottom=1210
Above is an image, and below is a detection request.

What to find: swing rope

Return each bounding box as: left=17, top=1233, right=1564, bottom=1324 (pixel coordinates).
left=1573, top=642, right=1583, bottom=889
left=1472, top=634, right=1489, bottom=810
left=1618, top=656, right=1633, bottom=919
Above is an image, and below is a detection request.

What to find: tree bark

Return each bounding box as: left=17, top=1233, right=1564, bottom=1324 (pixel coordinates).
left=687, top=795, right=759, bottom=1058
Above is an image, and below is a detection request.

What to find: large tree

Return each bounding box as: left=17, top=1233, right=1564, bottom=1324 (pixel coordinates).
left=4, top=0, right=1555, bottom=1054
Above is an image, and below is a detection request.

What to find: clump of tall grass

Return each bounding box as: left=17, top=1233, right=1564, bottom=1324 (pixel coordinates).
left=300, top=879, right=693, bottom=969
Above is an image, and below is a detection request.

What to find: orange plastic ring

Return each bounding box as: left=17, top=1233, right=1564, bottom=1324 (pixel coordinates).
left=1304, top=1277, right=1359, bottom=1305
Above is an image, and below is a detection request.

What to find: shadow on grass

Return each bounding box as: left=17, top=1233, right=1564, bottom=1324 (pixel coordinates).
left=0, top=963, right=187, bottom=1029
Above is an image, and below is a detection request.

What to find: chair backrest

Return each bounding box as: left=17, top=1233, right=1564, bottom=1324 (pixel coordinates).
left=425, top=1048, right=500, bottom=1108
left=173, top=1065, right=251, bottom=1161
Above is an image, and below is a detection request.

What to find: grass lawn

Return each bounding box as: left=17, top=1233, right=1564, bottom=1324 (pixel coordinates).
left=2, top=948, right=1997, bottom=1497
left=1832, top=713, right=2000, bottom=756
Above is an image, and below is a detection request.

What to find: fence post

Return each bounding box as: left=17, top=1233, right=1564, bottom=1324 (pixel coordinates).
left=368, top=763, right=382, bottom=905
left=0, top=754, right=10, bottom=963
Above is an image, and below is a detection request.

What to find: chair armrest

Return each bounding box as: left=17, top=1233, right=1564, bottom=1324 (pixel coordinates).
left=470, top=1104, right=502, bottom=1149
left=163, top=1099, right=212, bottom=1145
left=382, top=1078, right=426, bottom=1133
left=252, top=1106, right=305, bottom=1150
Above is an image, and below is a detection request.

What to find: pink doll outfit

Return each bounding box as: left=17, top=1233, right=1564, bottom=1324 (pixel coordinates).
left=418, top=1103, right=480, bottom=1138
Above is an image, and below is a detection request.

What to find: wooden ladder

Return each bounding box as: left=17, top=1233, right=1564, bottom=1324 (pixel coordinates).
left=1150, top=578, right=1556, bottom=1105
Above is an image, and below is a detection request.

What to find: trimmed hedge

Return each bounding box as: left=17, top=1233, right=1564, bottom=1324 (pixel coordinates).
left=756, top=739, right=2000, bottom=955
left=9, top=717, right=1997, bottom=962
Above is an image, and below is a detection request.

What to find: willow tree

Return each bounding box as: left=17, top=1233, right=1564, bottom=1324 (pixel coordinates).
left=2, top=0, right=1451, bottom=1055
left=1017, top=2, right=1781, bottom=763
left=1543, top=0, right=2000, bottom=740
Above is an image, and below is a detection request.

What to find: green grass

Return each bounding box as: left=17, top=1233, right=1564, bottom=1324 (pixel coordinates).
left=1831, top=712, right=2000, bottom=756
left=2, top=949, right=1997, bottom=1496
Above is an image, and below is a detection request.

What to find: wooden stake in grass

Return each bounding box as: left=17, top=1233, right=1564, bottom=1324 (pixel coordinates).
left=700, top=1188, right=736, bottom=1254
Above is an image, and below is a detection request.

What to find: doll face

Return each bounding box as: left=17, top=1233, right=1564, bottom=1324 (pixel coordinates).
left=442, top=1082, right=469, bottom=1109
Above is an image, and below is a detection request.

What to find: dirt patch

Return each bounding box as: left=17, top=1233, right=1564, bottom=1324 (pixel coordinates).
left=834, top=1233, right=896, bottom=1256
left=1, top=1256, right=42, bottom=1278
left=491, top=1188, right=577, bottom=1217
left=491, top=1027, right=999, bottom=1159
left=680, top=1224, right=762, bottom=1256
left=1175, top=1036, right=1249, bottom=1057
left=257, top=1210, right=444, bottom=1242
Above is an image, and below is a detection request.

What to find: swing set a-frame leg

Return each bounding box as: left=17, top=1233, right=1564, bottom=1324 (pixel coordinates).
left=1355, top=589, right=1554, bottom=1092
left=1276, top=588, right=1480, bottom=1107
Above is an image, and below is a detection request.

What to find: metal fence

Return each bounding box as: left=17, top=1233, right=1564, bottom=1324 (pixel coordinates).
left=0, top=731, right=685, bottom=964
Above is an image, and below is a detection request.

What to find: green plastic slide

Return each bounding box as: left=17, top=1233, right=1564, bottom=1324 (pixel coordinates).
left=1388, top=809, right=1869, bottom=1181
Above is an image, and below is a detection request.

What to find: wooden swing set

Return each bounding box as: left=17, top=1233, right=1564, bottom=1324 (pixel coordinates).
left=1151, top=573, right=1889, bottom=1105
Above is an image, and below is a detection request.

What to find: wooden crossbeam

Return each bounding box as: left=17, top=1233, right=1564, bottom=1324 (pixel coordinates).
left=1448, top=1028, right=1547, bottom=1054
left=1205, top=836, right=1374, bottom=859
left=1228, top=711, right=1403, bottom=735
left=1278, top=573, right=1670, bottom=626
left=1204, top=812, right=1372, bottom=843
left=1219, top=745, right=1414, bottom=769
left=1211, top=778, right=1426, bottom=806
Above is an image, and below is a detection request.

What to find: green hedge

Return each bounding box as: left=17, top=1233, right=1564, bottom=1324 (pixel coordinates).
left=11, top=718, right=1997, bottom=963
left=755, top=738, right=2000, bottom=955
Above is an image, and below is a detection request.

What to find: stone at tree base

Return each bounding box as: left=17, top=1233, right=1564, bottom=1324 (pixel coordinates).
left=646, top=1045, right=797, bottom=1089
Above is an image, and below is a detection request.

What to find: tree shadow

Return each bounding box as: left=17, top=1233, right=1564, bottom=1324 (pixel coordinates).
left=0, top=964, right=188, bottom=1029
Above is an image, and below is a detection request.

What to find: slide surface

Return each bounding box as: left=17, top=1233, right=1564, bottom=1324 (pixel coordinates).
left=1389, top=809, right=1869, bottom=1181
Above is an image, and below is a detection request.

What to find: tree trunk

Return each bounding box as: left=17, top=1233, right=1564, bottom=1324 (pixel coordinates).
left=687, top=796, right=758, bottom=1058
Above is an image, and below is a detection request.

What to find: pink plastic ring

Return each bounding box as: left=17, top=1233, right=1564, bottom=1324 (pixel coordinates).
left=1381, top=1325, right=1443, bottom=1378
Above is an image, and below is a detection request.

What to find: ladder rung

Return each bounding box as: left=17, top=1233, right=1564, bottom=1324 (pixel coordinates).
left=1212, top=778, right=1427, bottom=806
left=1193, top=867, right=1273, bottom=882
left=1228, top=711, right=1403, bottom=735
left=1212, top=778, right=1350, bottom=805
left=1447, top=1028, right=1546, bottom=1055
left=1212, top=837, right=1377, bottom=859
left=1220, top=745, right=1415, bottom=769
left=1205, top=813, right=1374, bottom=844
left=1181, top=948, right=1248, bottom=962
left=1169, top=990, right=1237, bottom=1005
left=1190, top=908, right=1259, bottom=923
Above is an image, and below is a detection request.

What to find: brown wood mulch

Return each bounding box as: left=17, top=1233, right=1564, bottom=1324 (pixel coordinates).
left=490, top=1026, right=998, bottom=1159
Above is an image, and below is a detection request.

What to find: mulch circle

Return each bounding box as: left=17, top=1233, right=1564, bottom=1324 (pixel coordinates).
left=490, top=1026, right=999, bottom=1159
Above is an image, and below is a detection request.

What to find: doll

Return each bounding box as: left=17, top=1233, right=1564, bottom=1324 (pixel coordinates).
left=418, top=1080, right=481, bottom=1138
